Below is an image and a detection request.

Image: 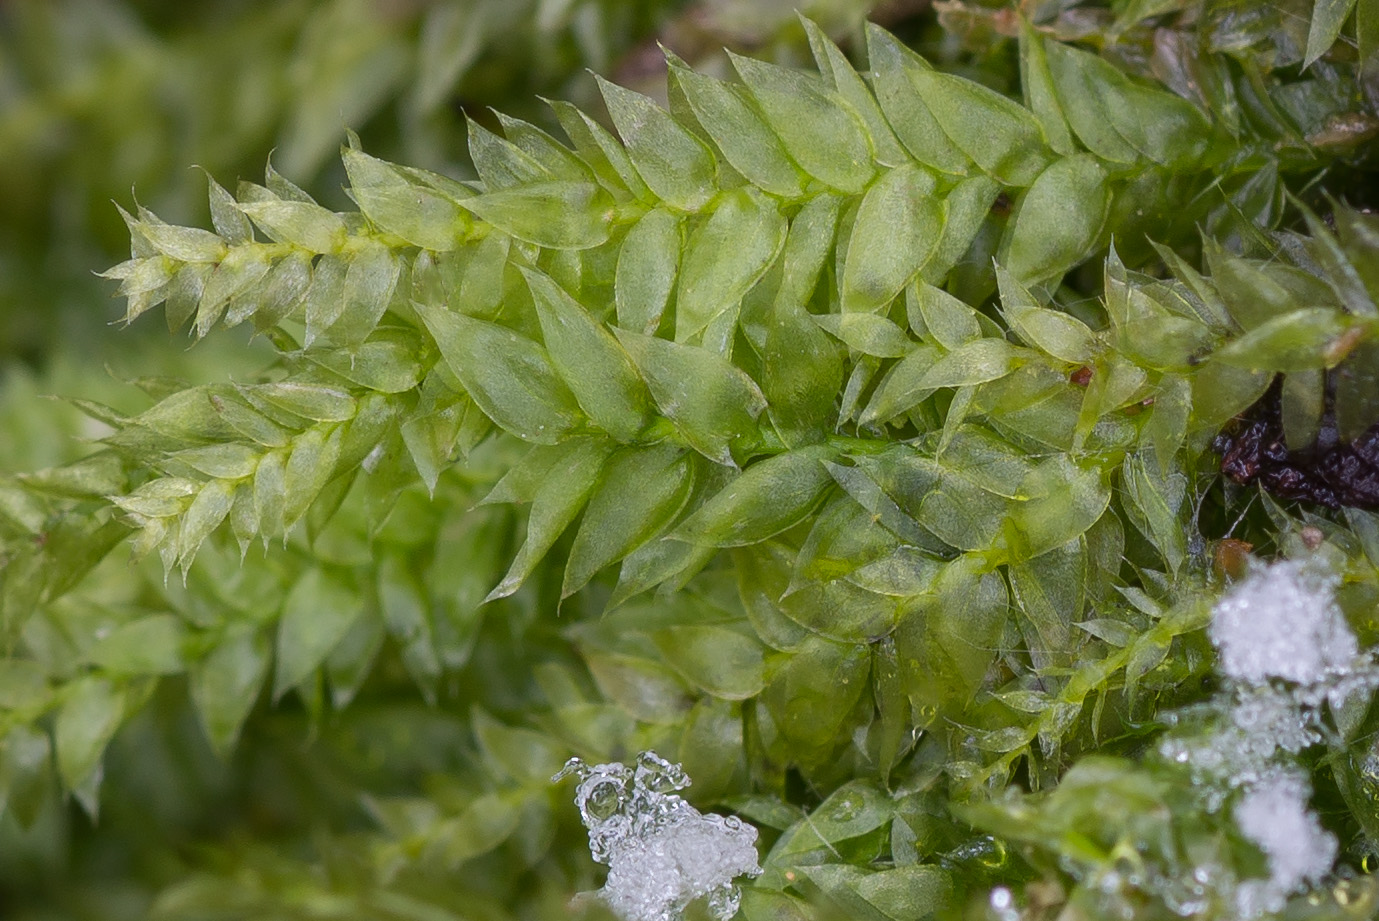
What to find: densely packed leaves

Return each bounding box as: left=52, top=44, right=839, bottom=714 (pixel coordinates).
left=4, top=2, right=1379, bottom=919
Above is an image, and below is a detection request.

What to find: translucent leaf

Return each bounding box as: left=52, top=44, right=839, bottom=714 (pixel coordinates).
left=486, top=437, right=612, bottom=601
left=168, top=444, right=259, bottom=481
left=616, top=207, right=681, bottom=334
left=907, top=69, right=1050, bottom=186
left=343, top=146, right=468, bottom=251
left=799, top=864, right=952, bottom=920
left=273, top=568, right=365, bottom=700
left=1213, top=308, right=1351, bottom=370
left=1001, top=154, right=1109, bottom=286
left=467, top=116, right=553, bottom=189
left=865, top=341, right=1014, bottom=425
left=238, top=201, right=347, bottom=253
left=177, top=479, right=235, bottom=569
left=548, top=99, right=653, bottom=200
left=251, top=382, right=357, bottom=422
left=729, top=51, right=874, bottom=194
left=191, top=625, right=269, bottom=756
left=841, top=164, right=943, bottom=314
left=302, top=253, right=348, bottom=346
left=138, top=221, right=227, bottom=263
left=675, top=189, right=786, bottom=343
left=1295, top=203, right=1377, bottom=318
left=55, top=676, right=125, bottom=813
left=206, top=173, right=253, bottom=244
left=1012, top=457, right=1110, bottom=559
left=525, top=269, right=652, bottom=441
left=910, top=283, right=981, bottom=351
left=859, top=342, right=941, bottom=425
left=197, top=247, right=272, bottom=336
left=494, top=112, right=595, bottom=184
left=803, top=19, right=908, bottom=168
left=582, top=649, right=691, bottom=724
left=458, top=182, right=612, bottom=250
left=226, top=250, right=310, bottom=330
left=1305, top=0, right=1360, bottom=66
left=761, top=637, right=869, bottom=752
left=253, top=449, right=288, bottom=540
left=597, top=76, right=716, bottom=211
left=1336, top=339, right=1379, bottom=442
left=609, top=538, right=717, bottom=609
left=308, top=336, right=425, bottom=394
left=865, top=24, right=969, bottom=175
left=925, top=175, right=1000, bottom=285
left=652, top=625, right=764, bottom=700
left=563, top=444, right=695, bottom=597
left=616, top=331, right=767, bottom=465
left=896, top=561, right=1008, bottom=718
left=672, top=445, right=836, bottom=548
left=1044, top=38, right=1209, bottom=167
left=998, top=267, right=1095, bottom=364
left=1282, top=368, right=1324, bottom=450
left=1019, top=18, right=1076, bottom=156
left=813, top=314, right=913, bottom=358
left=282, top=425, right=343, bottom=528
left=1121, top=453, right=1187, bottom=574
left=671, top=65, right=805, bottom=198
left=331, top=241, right=401, bottom=346
left=415, top=302, right=582, bottom=443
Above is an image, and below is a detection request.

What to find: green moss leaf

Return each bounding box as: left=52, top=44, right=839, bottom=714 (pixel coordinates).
left=729, top=51, right=875, bottom=194
left=675, top=188, right=787, bottom=343
left=841, top=164, right=943, bottom=314
left=563, top=444, right=695, bottom=597
left=672, top=445, right=836, bottom=548
left=615, top=331, right=767, bottom=464
left=597, top=76, right=716, bottom=212
left=524, top=269, right=652, bottom=441
left=415, top=302, right=582, bottom=444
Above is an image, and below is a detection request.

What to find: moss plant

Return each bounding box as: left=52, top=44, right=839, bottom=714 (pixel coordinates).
left=3, top=2, right=1379, bottom=919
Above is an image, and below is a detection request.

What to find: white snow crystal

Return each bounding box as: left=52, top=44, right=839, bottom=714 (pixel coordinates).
left=1209, top=557, right=1357, bottom=686
left=554, top=751, right=762, bottom=921
left=1233, top=770, right=1337, bottom=918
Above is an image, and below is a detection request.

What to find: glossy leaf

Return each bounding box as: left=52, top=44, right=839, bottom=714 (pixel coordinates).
left=415, top=302, right=582, bottom=443
left=457, top=182, right=611, bottom=249
left=652, top=625, right=764, bottom=700
left=672, top=445, right=836, bottom=547
left=525, top=269, right=652, bottom=441
left=1002, top=154, right=1109, bottom=285
left=670, top=65, right=805, bottom=198
left=730, top=51, right=875, bottom=194
left=616, top=331, right=767, bottom=464
left=597, top=76, right=716, bottom=211
left=841, top=164, right=943, bottom=314
left=675, top=189, right=787, bottom=342
left=563, top=444, right=695, bottom=597
left=616, top=207, right=681, bottom=334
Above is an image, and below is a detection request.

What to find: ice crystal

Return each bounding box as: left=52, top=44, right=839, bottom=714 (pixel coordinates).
left=1233, top=770, right=1337, bottom=918
left=1208, top=557, right=1357, bottom=685
left=554, top=751, right=762, bottom=921
left=1172, top=556, right=1362, bottom=917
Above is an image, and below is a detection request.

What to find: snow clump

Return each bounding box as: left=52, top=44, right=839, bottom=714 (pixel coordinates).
left=554, top=750, right=762, bottom=921
left=1209, top=556, right=1357, bottom=685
